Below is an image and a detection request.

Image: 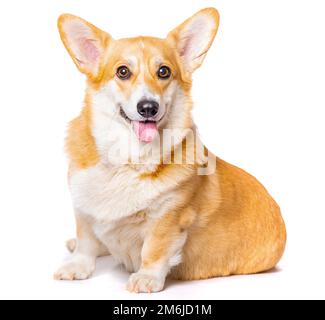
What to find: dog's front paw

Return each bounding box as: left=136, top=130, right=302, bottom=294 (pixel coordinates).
left=54, top=256, right=95, bottom=281
left=127, top=272, right=165, bottom=293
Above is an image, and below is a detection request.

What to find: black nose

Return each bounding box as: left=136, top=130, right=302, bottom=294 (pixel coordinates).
left=137, top=100, right=159, bottom=118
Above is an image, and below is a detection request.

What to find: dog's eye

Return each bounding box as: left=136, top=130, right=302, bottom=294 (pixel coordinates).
left=116, top=66, right=131, bottom=80
left=158, top=66, right=171, bottom=80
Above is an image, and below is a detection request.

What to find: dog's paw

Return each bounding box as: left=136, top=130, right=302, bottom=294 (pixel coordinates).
left=54, top=256, right=95, bottom=281
left=127, top=272, right=165, bottom=293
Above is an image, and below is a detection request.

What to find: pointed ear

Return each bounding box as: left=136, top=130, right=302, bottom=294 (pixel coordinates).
left=57, top=14, right=111, bottom=79
left=167, top=8, right=220, bottom=73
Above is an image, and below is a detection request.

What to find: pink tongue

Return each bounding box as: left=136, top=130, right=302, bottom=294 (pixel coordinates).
left=132, top=121, right=158, bottom=143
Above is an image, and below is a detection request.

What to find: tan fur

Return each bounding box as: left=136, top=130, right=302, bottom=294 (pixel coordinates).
left=100, top=37, right=191, bottom=93
left=56, top=8, right=286, bottom=292
left=65, top=96, right=99, bottom=169
left=137, top=156, right=286, bottom=280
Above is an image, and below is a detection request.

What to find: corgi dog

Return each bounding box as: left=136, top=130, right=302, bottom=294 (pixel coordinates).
left=54, top=8, right=286, bottom=293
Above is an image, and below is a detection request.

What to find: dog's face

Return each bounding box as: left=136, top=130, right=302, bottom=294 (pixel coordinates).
left=95, top=37, right=186, bottom=143
left=58, top=8, right=219, bottom=146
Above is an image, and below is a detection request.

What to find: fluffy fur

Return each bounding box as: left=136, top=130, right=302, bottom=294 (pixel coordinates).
left=54, top=8, right=286, bottom=293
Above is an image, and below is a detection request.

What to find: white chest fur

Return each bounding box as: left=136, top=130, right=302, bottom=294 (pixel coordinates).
left=70, top=164, right=159, bottom=221
left=69, top=163, right=178, bottom=272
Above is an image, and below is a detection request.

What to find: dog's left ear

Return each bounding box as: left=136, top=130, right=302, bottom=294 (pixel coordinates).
left=167, top=8, right=219, bottom=73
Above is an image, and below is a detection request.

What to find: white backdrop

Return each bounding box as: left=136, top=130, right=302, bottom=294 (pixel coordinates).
left=0, top=0, right=324, bottom=300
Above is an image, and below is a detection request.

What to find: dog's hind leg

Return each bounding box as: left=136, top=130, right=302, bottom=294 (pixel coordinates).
left=66, top=238, right=77, bottom=253
left=54, top=211, right=109, bottom=280
left=66, top=238, right=109, bottom=257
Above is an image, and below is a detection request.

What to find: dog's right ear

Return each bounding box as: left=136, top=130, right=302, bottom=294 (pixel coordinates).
left=58, top=14, right=111, bottom=80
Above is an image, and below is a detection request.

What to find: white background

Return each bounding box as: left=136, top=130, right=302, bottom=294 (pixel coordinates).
left=0, top=0, right=324, bottom=300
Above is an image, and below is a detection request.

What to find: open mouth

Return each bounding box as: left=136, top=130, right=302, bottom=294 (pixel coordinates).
left=120, top=106, right=159, bottom=143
